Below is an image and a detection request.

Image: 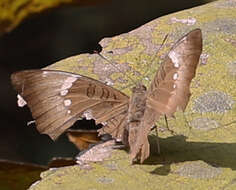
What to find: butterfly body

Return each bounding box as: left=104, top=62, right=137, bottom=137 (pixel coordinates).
left=126, top=84, right=147, bottom=156
left=11, top=29, right=202, bottom=163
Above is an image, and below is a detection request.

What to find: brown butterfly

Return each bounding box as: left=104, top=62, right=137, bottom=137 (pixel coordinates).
left=11, top=29, right=202, bottom=163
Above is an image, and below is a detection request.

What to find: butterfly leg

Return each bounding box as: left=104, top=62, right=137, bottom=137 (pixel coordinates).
left=151, top=125, right=160, bottom=154
left=164, top=115, right=176, bottom=135
left=112, top=142, right=126, bottom=149
left=155, top=126, right=161, bottom=154
left=101, top=134, right=126, bottom=149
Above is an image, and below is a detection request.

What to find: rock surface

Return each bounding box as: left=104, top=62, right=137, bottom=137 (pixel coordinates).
left=30, top=0, right=236, bottom=189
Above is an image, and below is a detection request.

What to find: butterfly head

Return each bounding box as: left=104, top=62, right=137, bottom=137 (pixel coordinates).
left=132, top=83, right=147, bottom=93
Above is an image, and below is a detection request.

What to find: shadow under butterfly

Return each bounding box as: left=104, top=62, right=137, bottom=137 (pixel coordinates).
left=11, top=29, right=202, bottom=164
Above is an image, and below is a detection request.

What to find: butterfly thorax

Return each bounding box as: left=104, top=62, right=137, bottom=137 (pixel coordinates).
left=127, top=83, right=147, bottom=152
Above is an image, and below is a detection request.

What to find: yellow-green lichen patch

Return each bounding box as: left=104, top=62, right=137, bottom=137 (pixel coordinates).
left=46, top=54, right=99, bottom=80
left=101, top=35, right=140, bottom=52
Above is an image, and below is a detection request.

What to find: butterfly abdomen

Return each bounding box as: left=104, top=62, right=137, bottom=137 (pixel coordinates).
left=127, top=84, right=147, bottom=152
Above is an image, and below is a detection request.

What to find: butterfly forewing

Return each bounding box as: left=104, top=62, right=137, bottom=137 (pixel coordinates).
left=11, top=70, right=129, bottom=140
left=147, top=29, right=202, bottom=116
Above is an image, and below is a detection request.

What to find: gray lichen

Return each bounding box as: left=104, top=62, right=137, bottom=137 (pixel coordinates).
left=175, top=161, right=222, bottom=179
left=193, top=91, right=235, bottom=113
left=190, top=118, right=219, bottom=130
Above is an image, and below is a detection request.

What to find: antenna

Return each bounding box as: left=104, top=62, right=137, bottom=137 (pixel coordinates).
left=95, top=33, right=168, bottom=90
left=95, top=51, right=137, bottom=86
left=136, top=34, right=169, bottom=84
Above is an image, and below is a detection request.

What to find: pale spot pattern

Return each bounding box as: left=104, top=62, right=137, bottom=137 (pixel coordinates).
left=17, top=94, right=27, bottom=107
left=64, top=99, right=72, bottom=106
left=102, top=121, right=107, bottom=126
left=60, top=89, right=68, bottom=96
left=82, top=109, right=94, bottom=120
left=174, top=62, right=180, bottom=68
left=27, top=120, right=35, bottom=126
left=169, top=51, right=180, bottom=68
left=60, top=77, right=77, bottom=96
left=173, top=73, right=178, bottom=80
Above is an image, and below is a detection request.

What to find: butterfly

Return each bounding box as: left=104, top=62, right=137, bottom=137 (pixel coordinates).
left=11, top=29, right=202, bottom=163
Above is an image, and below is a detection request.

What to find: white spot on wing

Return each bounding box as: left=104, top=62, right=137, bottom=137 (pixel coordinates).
left=17, top=94, right=27, bottom=107
left=67, top=110, right=71, bottom=114
left=64, top=99, right=72, bottom=106
left=101, top=121, right=107, bottom=126
left=169, top=51, right=180, bottom=68
left=42, top=71, right=49, bottom=77
left=174, top=63, right=180, bottom=68
left=173, top=73, right=178, bottom=80
left=27, top=120, right=35, bottom=126
left=82, top=109, right=93, bottom=120
left=173, top=84, right=177, bottom=89
left=61, top=77, right=77, bottom=90
left=60, top=89, right=68, bottom=96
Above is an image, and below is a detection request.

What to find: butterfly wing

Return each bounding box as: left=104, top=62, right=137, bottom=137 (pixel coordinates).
left=11, top=70, right=129, bottom=140
left=131, top=29, right=203, bottom=163
left=66, top=129, right=101, bottom=150
left=147, top=28, right=202, bottom=116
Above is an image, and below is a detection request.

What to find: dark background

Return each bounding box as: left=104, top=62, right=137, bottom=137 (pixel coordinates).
left=0, top=0, right=211, bottom=165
